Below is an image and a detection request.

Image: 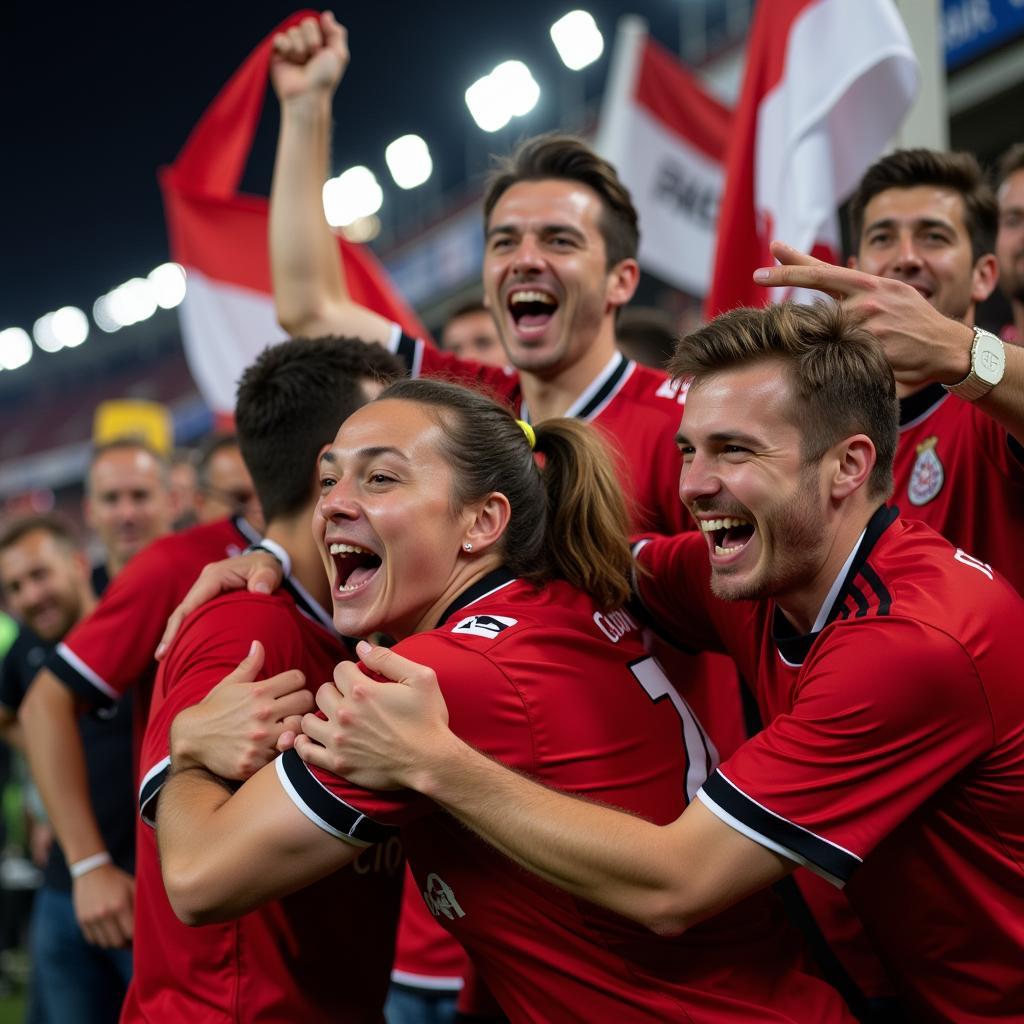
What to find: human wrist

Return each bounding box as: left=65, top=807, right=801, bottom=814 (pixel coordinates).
left=281, top=90, right=333, bottom=123
left=412, top=730, right=477, bottom=803
left=936, top=321, right=975, bottom=386
left=69, top=851, right=111, bottom=879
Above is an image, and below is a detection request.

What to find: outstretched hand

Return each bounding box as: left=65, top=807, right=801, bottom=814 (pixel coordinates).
left=754, top=241, right=973, bottom=388
left=170, top=641, right=310, bottom=780
left=291, top=640, right=454, bottom=792
left=271, top=11, right=349, bottom=103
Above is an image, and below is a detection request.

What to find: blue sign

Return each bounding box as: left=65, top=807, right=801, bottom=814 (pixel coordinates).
left=944, top=0, right=1024, bottom=69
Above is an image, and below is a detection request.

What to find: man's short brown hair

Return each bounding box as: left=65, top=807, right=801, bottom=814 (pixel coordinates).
left=670, top=303, right=898, bottom=500
left=848, top=148, right=998, bottom=262
left=997, top=143, right=1024, bottom=189
left=483, top=133, right=640, bottom=268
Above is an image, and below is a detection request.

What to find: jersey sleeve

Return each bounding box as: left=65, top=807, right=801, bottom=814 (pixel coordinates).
left=138, top=596, right=308, bottom=827
left=391, top=331, right=519, bottom=406
left=697, top=618, right=992, bottom=887
left=275, top=633, right=532, bottom=846
left=45, top=538, right=185, bottom=708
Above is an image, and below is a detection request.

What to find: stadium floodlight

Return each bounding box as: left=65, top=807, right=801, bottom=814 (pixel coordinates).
left=106, top=278, right=158, bottom=328
left=0, top=327, right=33, bottom=370
left=550, top=11, right=604, bottom=70
left=51, top=306, right=89, bottom=349
left=322, top=166, right=384, bottom=227
left=149, top=262, right=187, bottom=309
left=33, top=312, right=63, bottom=353
left=385, top=135, right=433, bottom=190
left=466, top=60, right=541, bottom=132
left=93, top=295, right=120, bottom=333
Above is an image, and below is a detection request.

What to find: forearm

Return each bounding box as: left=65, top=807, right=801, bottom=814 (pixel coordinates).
left=20, top=673, right=106, bottom=862
left=415, top=732, right=701, bottom=934
left=978, top=342, right=1024, bottom=445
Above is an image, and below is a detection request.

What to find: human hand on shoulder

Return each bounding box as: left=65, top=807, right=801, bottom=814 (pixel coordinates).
left=271, top=10, right=349, bottom=105
left=169, top=641, right=310, bottom=780
left=293, top=641, right=455, bottom=793
left=156, top=550, right=284, bottom=658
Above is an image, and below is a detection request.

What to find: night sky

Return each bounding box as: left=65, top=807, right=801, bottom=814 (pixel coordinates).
left=2, top=1, right=686, bottom=336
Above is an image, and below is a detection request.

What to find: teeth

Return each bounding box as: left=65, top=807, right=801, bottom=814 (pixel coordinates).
left=699, top=517, right=749, bottom=532
left=509, top=290, right=556, bottom=306
left=329, top=543, right=373, bottom=555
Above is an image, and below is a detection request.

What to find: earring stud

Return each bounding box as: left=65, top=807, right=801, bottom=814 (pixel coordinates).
left=463, top=542, right=473, bottom=551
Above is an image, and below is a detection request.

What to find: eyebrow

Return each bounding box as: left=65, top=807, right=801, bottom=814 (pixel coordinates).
left=319, top=446, right=410, bottom=466
left=675, top=430, right=765, bottom=447
left=485, top=222, right=587, bottom=241
left=864, top=216, right=956, bottom=234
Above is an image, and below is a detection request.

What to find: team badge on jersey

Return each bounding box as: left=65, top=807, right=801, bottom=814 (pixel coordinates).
left=451, top=614, right=517, bottom=639
left=908, top=435, right=944, bottom=506
left=423, top=873, right=466, bottom=920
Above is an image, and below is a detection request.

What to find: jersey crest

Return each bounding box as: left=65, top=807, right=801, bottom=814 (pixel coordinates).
left=451, top=614, right=517, bottom=639
left=423, top=873, right=466, bottom=920
left=908, top=435, right=944, bottom=506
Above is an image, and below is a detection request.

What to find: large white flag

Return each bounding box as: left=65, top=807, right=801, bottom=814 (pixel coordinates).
left=596, top=18, right=732, bottom=297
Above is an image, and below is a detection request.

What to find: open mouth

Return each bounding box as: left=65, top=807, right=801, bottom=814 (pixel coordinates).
left=507, top=289, right=558, bottom=336
left=329, top=542, right=382, bottom=594
left=699, top=516, right=755, bottom=558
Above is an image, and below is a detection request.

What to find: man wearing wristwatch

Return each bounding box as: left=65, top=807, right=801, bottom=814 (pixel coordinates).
left=758, top=148, right=1024, bottom=597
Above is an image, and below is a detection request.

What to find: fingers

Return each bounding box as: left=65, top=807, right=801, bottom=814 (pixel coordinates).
left=271, top=687, right=315, bottom=721
left=752, top=243, right=876, bottom=299
left=354, top=640, right=429, bottom=686
left=276, top=715, right=303, bottom=752
left=321, top=10, right=349, bottom=59
left=247, top=564, right=279, bottom=595
left=293, top=732, right=333, bottom=771
left=257, top=666, right=308, bottom=699
left=225, top=640, right=265, bottom=685
left=768, top=240, right=828, bottom=268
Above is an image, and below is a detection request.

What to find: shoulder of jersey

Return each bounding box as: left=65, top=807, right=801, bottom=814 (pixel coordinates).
left=628, top=362, right=690, bottom=409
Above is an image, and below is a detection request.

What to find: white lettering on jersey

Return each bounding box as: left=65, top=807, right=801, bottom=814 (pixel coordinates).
left=451, top=614, right=517, bottom=639
left=593, top=608, right=639, bottom=643
left=654, top=376, right=691, bottom=405
left=423, top=873, right=466, bottom=920
left=954, top=548, right=993, bottom=580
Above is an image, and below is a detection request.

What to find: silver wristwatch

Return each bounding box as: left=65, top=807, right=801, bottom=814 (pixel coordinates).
left=942, top=326, right=1006, bottom=402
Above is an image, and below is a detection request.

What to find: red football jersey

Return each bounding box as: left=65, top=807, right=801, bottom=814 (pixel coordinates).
left=125, top=589, right=401, bottom=1024
left=277, top=570, right=852, bottom=1024
left=894, top=384, right=1024, bottom=595
left=636, top=508, right=1024, bottom=1022
left=47, top=516, right=262, bottom=738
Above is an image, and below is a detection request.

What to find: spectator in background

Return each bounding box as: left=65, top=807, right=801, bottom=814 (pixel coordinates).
left=0, top=515, right=134, bottom=1024
left=996, top=143, right=1024, bottom=344
left=438, top=299, right=507, bottom=368
left=194, top=434, right=264, bottom=533
left=615, top=307, right=678, bottom=369
left=168, top=448, right=200, bottom=531
left=84, top=439, right=173, bottom=589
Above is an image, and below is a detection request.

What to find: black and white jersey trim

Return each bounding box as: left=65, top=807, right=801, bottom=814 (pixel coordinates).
left=698, top=769, right=861, bottom=888
left=276, top=749, right=399, bottom=847
left=48, top=642, right=117, bottom=709
left=138, top=756, right=171, bottom=828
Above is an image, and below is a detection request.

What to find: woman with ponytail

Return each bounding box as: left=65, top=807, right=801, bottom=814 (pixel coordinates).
left=155, top=378, right=852, bottom=1024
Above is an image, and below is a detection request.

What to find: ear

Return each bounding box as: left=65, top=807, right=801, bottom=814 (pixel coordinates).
left=846, top=253, right=859, bottom=270
left=969, top=253, right=998, bottom=306
left=605, top=258, right=640, bottom=310
left=828, top=434, right=875, bottom=501
left=461, top=492, right=511, bottom=556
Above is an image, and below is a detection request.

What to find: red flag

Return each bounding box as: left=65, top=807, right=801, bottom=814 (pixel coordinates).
left=705, top=0, right=917, bottom=317
left=597, top=17, right=731, bottom=296
left=160, top=11, right=427, bottom=417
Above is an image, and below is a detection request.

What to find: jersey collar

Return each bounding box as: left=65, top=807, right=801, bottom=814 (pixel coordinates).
left=898, top=382, right=947, bottom=429
left=435, top=566, right=518, bottom=629
left=232, top=514, right=263, bottom=547
left=772, top=504, right=899, bottom=666
left=519, top=352, right=635, bottom=424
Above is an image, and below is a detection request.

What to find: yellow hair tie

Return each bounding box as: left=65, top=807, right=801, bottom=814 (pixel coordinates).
left=516, top=419, right=536, bottom=450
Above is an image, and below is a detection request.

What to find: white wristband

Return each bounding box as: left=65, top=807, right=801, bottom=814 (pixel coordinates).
left=69, top=851, right=112, bottom=879
left=246, top=538, right=291, bottom=579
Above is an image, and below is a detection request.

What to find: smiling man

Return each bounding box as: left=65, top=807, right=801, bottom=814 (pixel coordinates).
left=306, top=302, right=1024, bottom=1024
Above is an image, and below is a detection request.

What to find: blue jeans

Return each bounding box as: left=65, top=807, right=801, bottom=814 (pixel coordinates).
left=384, top=983, right=458, bottom=1024
left=29, top=886, right=132, bottom=1024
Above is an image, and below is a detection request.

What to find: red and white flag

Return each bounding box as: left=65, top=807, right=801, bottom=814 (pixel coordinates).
left=160, top=11, right=427, bottom=418
left=596, top=17, right=732, bottom=297
left=705, top=0, right=918, bottom=317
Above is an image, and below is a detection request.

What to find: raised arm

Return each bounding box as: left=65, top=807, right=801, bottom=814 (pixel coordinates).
left=269, top=12, right=392, bottom=344
left=296, top=644, right=792, bottom=935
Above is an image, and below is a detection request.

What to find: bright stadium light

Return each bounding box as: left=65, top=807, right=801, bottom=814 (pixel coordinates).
left=106, top=278, right=158, bottom=328
left=51, top=306, right=89, bottom=348
left=385, top=135, right=433, bottom=190
left=465, top=60, right=541, bottom=132
left=550, top=11, right=604, bottom=70
left=0, top=327, right=33, bottom=370
left=93, top=294, right=121, bottom=333
left=322, top=167, right=383, bottom=227
left=33, top=312, right=63, bottom=353
left=149, top=262, right=187, bottom=309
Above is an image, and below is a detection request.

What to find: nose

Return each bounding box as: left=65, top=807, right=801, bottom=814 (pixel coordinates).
left=318, top=477, right=360, bottom=523
left=678, top=450, right=721, bottom=507
left=891, top=232, right=923, bottom=276
left=511, top=234, right=545, bottom=275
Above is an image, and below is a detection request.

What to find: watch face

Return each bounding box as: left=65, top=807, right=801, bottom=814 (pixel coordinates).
left=975, top=331, right=1005, bottom=386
